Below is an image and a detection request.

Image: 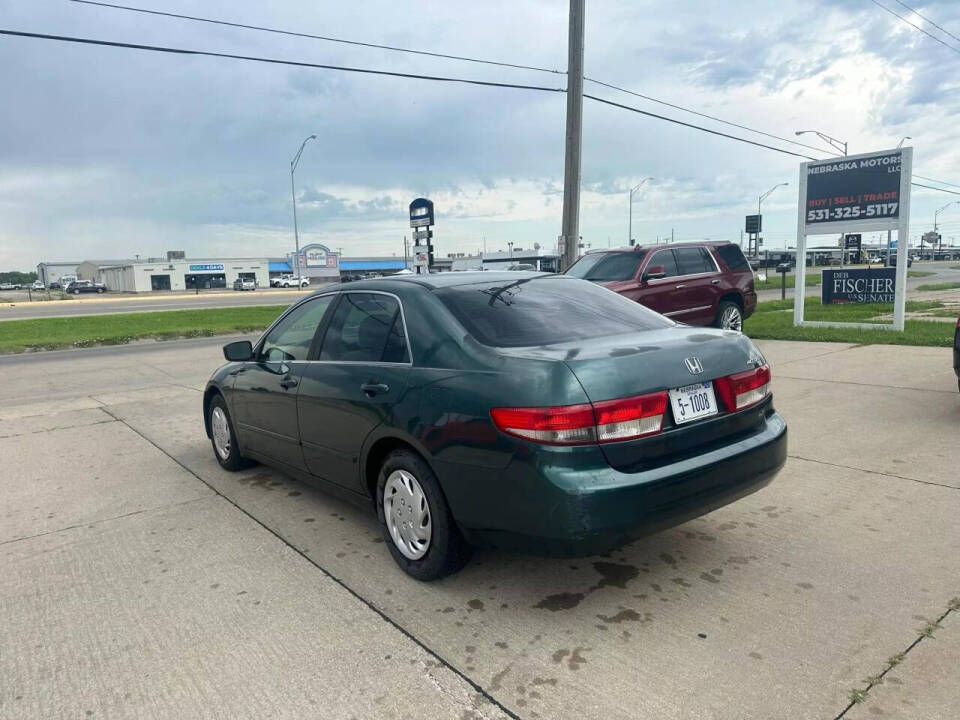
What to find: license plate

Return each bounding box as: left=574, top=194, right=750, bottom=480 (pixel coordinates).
left=669, top=381, right=718, bottom=425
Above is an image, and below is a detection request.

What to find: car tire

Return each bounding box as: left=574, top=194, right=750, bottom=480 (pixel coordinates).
left=73, top=289, right=80, bottom=295
left=208, top=395, right=253, bottom=471
left=97, top=288, right=104, bottom=293
left=715, top=300, right=743, bottom=332
left=376, top=449, right=472, bottom=581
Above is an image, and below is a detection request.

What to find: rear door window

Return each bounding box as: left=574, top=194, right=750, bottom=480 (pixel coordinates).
left=435, top=277, right=672, bottom=347
left=714, top=244, right=751, bottom=272
left=320, top=293, right=409, bottom=363
left=674, top=247, right=713, bottom=276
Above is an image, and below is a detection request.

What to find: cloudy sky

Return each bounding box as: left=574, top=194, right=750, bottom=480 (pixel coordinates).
left=2, top=0, right=960, bottom=270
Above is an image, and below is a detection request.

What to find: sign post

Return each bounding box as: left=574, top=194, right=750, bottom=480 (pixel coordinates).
left=794, top=147, right=912, bottom=331
left=409, top=198, right=435, bottom=275
left=745, top=214, right=761, bottom=257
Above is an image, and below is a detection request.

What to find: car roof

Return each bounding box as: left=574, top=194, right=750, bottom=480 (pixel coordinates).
left=314, top=271, right=552, bottom=293
left=586, top=241, right=736, bottom=254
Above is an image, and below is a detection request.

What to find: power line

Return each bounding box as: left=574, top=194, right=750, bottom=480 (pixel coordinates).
left=890, top=0, right=960, bottom=46
left=7, top=26, right=960, bottom=198
left=0, top=28, right=566, bottom=93
left=68, top=0, right=565, bottom=75
left=914, top=174, right=960, bottom=189
left=582, top=77, right=831, bottom=155
left=868, top=0, right=960, bottom=56
left=583, top=94, right=820, bottom=160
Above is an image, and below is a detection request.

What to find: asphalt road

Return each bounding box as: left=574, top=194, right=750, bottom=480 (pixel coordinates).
left=0, top=287, right=307, bottom=320
left=1, top=336, right=958, bottom=718
left=2, top=262, right=959, bottom=321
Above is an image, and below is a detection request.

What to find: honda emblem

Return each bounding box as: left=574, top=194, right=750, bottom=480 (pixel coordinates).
left=684, top=357, right=703, bottom=375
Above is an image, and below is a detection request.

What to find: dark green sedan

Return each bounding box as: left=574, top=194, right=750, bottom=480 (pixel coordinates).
left=203, top=272, right=786, bottom=579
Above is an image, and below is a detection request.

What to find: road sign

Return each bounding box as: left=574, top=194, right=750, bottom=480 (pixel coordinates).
left=745, top=214, right=762, bottom=233
left=409, top=198, right=434, bottom=228
left=412, top=228, right=433, bottom=241
left=844, top=234, right=862, bottom=250
left=922, top=231, right=940, bottom=246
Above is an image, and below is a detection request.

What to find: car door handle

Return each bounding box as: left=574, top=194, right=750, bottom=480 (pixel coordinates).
left=279, top=376, right=299, bottom=390
left=711, top=279, right=721, bottom=284
left=361, top=382, right=390, bottom=397
left=675, top=284, right=686, bottom=289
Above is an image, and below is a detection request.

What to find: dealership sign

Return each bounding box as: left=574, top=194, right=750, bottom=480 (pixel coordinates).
left=822, top=268, right=895, bottom=304
left=300, top=244, right=338, bottom=268
left=794, top=147, right=912, bottom=331
left=188, top=264, right=223, bottom=272
left=802, top=150, right=903, bottom=233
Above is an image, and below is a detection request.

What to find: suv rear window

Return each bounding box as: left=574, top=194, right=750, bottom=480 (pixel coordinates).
left=565, top=251, right=646, bottom=281
left=714, top=244, right=751, bottom=272
left=435, top=277, right=672, bottom=347
left=674, top=246, right=715, bottom=275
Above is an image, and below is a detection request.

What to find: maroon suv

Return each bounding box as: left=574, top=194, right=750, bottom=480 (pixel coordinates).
left=565, top=242, right=756, bottom=330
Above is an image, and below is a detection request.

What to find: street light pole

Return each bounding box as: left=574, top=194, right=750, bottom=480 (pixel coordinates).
left=795, top=129, right=848, bottom=156
left=628, top=177, right=653, bottom=246
left=290, top=134, right=317, bottom=288
left=897, top=136, right=912, bottom=149
left=755, top=182, right=789, bottom=257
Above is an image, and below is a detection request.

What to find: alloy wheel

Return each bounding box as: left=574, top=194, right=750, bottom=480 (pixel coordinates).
left=721, top=305, right=743, bottom=332
left=383, top=469, right=432, bottom=560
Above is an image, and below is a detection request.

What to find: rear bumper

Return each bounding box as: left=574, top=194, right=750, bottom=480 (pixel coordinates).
left=448, top=409, right=787, bottom=555
left=953, top=326, right=959, bottom=378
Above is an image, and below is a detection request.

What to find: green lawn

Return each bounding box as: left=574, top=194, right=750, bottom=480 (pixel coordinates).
left=916, top=282, right=960, bottom=292
left=0, top=306, right=287, bottom=353
left=745, top=298, right=956, bottom=347
left=908, top=270, right=934, bottom=278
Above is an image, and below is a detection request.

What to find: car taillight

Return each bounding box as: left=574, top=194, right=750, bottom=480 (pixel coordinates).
left=593, top=392, right=667, bottom=442
left=715, top=364, right=772, bottom=412
left=490, top=391, right=668, bottom=446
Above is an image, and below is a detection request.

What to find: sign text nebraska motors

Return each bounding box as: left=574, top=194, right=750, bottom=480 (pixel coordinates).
left=805, top=152, right=901, bottom=226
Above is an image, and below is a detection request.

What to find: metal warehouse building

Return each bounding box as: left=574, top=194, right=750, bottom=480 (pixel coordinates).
left=92, top=258, right=271, bottom=292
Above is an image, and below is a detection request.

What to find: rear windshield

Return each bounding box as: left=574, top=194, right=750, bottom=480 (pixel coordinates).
left=435, top=277, right=672, bottom=347
left=565, top=251, right=646, bottom=281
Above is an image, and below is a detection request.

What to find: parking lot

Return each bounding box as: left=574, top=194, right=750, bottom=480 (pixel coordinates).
left=1, top=336, right=958, bottom=719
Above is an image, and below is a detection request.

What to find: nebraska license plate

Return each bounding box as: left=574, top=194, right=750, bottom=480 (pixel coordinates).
left=669, top=381, right=718, bottom=425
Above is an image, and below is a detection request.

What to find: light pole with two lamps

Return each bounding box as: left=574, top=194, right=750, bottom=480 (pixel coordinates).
left=754, top=182, right=789, bottom=258
left=795, top=129, right=847, bottom=156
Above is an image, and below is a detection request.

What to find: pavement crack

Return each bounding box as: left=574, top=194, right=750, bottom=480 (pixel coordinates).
left=775, top=374, right=957, bottom=395
left=100, top=408, right=521, bottom=720
left=788, top=454, right=959, bottom=491
left=0, top=497, right=206, bottom=547
left=834, top=597, right=960, bottom=718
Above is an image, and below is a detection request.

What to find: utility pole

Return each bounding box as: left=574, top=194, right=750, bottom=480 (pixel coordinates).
left=290, top=134, right=317, bottom=288
left=403, top=235, right=408, bottom=268
left=560, top=0, right=584, bottom=272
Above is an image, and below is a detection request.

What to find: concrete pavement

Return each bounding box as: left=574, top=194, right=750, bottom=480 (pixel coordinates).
left=0, top=336, right=958, bottom=719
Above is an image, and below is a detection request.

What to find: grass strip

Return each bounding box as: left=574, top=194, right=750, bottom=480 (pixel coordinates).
left=0, top=305, right=287, bottom=353
left=745, top=298, right=955, bottom=347
left=916, top=282, right=960, bottom=292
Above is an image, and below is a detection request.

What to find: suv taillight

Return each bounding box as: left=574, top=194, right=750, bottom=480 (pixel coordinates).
left=491, top=391, right=668, bottom=446
left=715, top=364, right=772, bottom=412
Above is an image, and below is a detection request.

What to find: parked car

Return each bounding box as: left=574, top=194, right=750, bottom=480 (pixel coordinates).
left=233, top=278, right=257, bottom=291
left=508, top=263, right=537, bottom=271
left=203, top=273, right=786, bottom=579
left=954, top=314, right=959, bottom=393
left=889, top=254, right=913, bottom=268
left=32, top=280, right=45, bottom=290
left=65, top=280, right=105, bottom=294
left=59, top=275, right=78, bottom=289
left=0, top=283, right=18, bottom=291
left=565, top=242, right=757, bottom=331
left=278, top=276, right=310, bottom=288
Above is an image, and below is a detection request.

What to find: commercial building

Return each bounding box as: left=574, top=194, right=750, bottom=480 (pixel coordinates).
left=91, top=258, right=270, bottom=292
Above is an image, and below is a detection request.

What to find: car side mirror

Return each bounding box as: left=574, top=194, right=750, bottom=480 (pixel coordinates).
left=223, top=340, right=254, bottom=362
left=643, top=265, right=667, bottom=281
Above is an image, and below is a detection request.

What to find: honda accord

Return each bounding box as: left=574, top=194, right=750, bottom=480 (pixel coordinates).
left=203, top=273, right=786, bottom=579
